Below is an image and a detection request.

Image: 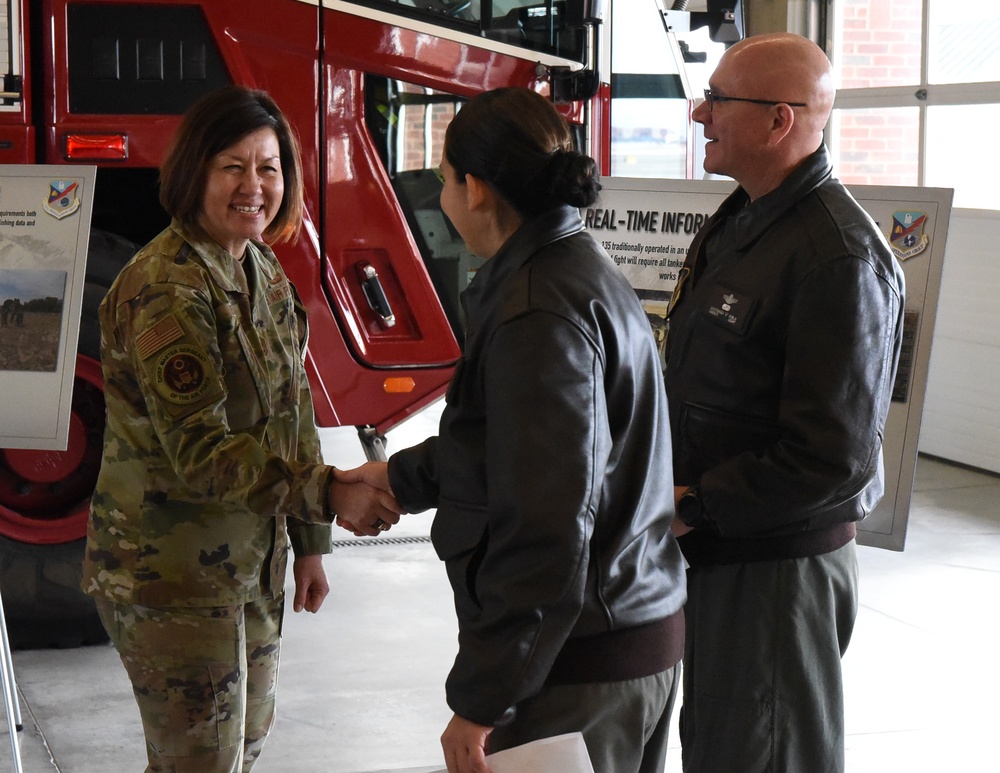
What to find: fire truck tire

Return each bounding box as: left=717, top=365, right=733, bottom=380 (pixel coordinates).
left=0, top=535, right=111, bottom=648
left=0, top=228, right=137, bottom=649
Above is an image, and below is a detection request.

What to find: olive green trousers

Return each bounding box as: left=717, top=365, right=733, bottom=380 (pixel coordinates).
left=488, top=665, right=680, bottom=773
left=680, top=541, right=859, bottom=773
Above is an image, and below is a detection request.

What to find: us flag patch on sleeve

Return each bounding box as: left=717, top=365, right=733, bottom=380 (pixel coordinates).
left=136, top=314, right=185, bottom=360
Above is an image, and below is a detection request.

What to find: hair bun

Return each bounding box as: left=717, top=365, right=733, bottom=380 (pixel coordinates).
left=544, top=149, right=602, bottom=209
left=444, top=88, right=602, bottom=216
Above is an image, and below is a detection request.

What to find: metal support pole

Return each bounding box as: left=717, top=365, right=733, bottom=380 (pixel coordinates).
left=358, top=425, right=389, bottom=462
left=0, top=589, right=23, bottom=773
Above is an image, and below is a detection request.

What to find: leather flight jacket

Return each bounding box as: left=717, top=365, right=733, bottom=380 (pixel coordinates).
left=665, top=146, right=906, bottom=564
left=389, top=205, right=686, bottom=726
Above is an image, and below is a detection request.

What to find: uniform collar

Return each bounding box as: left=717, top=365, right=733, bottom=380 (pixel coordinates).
left=461, top=205, right=585, bottom=341
left=170, top=219, right=274, bottom=297
left=719, top=145, right=834, bottom=251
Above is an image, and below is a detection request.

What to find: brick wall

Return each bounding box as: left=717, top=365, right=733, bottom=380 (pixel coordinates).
left=397, top=83, right=455, bottom=172
left=833, top=0, right=923, bottom=185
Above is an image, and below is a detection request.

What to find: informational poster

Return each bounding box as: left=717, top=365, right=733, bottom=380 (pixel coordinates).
left=583, top=178, right=731, bottom=370
left=0, top=165, right=96, bottom=450
left=586, top=177, right=953, bottom=551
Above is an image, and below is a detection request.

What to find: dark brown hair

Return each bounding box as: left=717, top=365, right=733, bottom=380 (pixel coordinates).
left=159, top=86, right=304, bottom=242
left=444, top=87, right=600, bottom=217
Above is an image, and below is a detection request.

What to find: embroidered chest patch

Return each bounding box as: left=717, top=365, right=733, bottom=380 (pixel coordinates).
left=266, top=278, right=291, bottom=306
left=705, top=284, right=755, bottom=335
left=153, top=345, right=213, bottom=404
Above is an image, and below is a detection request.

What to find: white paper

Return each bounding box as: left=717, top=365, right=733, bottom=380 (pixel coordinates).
left=429, top=731, right=595, bottom=773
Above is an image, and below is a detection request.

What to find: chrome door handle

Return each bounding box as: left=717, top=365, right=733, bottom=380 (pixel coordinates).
left=358, top=263, right=396, bottom=328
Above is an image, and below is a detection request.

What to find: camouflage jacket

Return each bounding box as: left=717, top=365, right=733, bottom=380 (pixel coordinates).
left=82, top=220, right=333, bottom=608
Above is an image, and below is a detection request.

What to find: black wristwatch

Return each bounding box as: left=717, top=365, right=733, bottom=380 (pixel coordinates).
left=676, top=487, right=705, bottom=528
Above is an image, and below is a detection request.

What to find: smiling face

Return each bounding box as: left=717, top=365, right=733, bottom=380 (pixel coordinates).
left=693, top=34, right=836, bottom=199
left=692, top=54, right=774, bottom=184
left=197, top=127, right=284, bottom=257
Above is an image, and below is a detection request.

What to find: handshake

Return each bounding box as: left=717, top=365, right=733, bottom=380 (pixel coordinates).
left=328, top=461, right=406, bottom=537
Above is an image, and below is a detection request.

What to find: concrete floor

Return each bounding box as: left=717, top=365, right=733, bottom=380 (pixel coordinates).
left=2, top=401, right=999, bottom=772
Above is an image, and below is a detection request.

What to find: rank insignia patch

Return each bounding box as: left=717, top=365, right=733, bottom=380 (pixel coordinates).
left=154, top=345, right=213, bottom=404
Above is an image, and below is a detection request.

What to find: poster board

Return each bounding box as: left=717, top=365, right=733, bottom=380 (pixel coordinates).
left=586, top=177, right=953, bottom=551
left=0, top=165, right=96, bottom=450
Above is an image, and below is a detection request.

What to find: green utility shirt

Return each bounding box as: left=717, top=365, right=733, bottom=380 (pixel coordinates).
left=83, top=220, right=333, bottom=608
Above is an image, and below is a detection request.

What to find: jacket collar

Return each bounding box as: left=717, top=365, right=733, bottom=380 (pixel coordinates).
left=719, top=144, right=834, bottom=251
left=461, top=205, right=585, bottom=340
left=170, top=218, right=262, bottom=296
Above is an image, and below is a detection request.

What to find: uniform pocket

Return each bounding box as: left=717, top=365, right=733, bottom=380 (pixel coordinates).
left=677, top=402, right=780, bottom=480
left=227, top=324, right=270, bottom=425
left=432, top=501, right=488, bottom=561
left=432, top=502, right=489, bottom=611
left=127, top=659, right=243, bottom=755
left=215, top=299, right=271, bottom=429
left=100, top=603, right=245, bottom=755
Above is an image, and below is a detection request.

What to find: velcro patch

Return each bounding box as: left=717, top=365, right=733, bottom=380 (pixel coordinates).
left=705, top=284, right=755, bottom=335
left=153, top=345, right=214, bottom=404
left=136, top=315, right=184, bottom=360
left=266, top=283, right=291, bottom=305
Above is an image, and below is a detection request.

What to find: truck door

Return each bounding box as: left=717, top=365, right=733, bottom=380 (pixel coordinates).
left=0, top=0, right=31, bottom=163
left=311, top=0, right=603, bottom=436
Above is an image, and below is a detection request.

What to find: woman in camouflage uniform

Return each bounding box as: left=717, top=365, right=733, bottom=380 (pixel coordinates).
left=81, top=86, right=401, bottom=773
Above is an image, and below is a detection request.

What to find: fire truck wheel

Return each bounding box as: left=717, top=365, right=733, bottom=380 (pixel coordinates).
left=0, top=228, right=137, bottom=649
left=0, top=535, right=111, bottom=648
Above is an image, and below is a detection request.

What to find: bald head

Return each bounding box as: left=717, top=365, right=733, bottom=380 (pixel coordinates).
left=723, top=33, right=835, bottom=139
left=696, top=33, right=835, bottom=198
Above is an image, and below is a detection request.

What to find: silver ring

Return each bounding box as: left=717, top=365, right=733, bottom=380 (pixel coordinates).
left=373, top=517, right=389, bottom=532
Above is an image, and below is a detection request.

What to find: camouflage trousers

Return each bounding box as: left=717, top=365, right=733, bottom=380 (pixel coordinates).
left=95, top=595, right=284, bottom=773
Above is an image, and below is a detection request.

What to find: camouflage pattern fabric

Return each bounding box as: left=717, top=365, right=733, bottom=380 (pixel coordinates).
left=82, top=220, right=333, bottom=609
left=96, top=595, right=283, bottom=773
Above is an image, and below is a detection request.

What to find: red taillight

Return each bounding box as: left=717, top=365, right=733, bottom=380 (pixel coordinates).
left=64, top=134, right=128, bottom=161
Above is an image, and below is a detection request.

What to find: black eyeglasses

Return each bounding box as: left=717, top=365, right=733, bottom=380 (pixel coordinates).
left=703, top=89, right=807, bottom=111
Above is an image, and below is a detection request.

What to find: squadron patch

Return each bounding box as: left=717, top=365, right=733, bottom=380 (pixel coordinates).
left=43, top=180, right=81, bottom=219
left=153, top=345, right=213, bottom=404
left=889, top=210, right=929, bottom=261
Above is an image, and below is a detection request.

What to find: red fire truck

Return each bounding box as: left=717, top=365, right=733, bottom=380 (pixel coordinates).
left=0, top=0, right=610, bottom=646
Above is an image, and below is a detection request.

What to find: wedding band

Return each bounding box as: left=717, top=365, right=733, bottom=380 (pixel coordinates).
left=373, top=517, right=389, bottom=532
